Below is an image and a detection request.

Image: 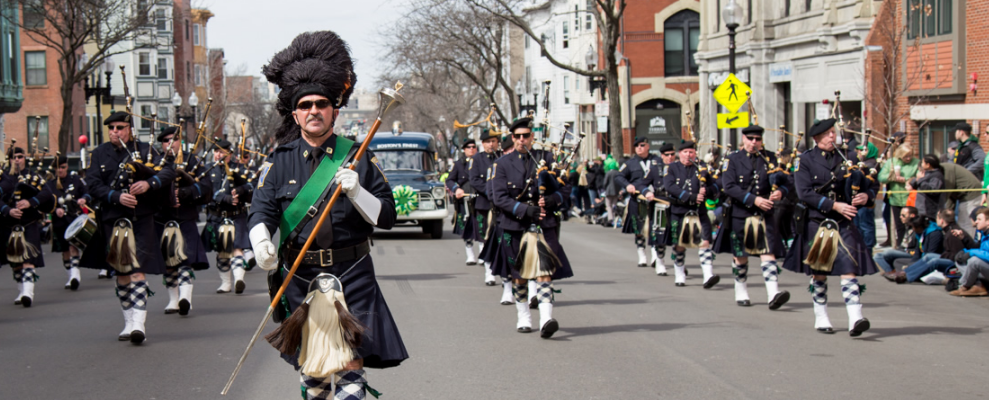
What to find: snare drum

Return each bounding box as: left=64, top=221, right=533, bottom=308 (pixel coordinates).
left=65, top=215, right=98, bottom=251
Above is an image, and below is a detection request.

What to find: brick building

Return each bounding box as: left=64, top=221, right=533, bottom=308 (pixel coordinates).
left=864, top=0, right=983, bottom=157
left=172, top=0, right=196, bottom=143
left=621, top=0, right=701, bottom=154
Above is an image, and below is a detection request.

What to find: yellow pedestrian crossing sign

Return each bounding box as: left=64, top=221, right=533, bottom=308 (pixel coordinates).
left=713, top=73, right=750, bottom=113
left=717, top=112, right=750, bottom=129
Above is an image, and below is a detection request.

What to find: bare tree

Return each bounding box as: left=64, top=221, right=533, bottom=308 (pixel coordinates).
left=468, top=0, right=625, bottom=160
left=3, top=0, right=151, bottom=153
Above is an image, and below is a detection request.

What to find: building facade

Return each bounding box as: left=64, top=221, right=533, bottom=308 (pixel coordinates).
left=695, top=0, right=876, bottom=152
left=0, top=4, right=23, bottom=153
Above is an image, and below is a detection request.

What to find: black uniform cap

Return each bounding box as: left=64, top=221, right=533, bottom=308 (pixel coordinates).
left=678, top=140, right=696, bottom=151
left=103, top=111, right=132, bottom=126
left=216, top=139, right=233, bottom=151
left=13, top=146, right=24, bottom=155
left=57, top=155, right=68, bottom=165
left=633, top=137, right=647, bottom=146
left=263, top=31, right=357, bottom=145
left=461, top=140, right=476, bottom=149
left=156, top=126, right=179, bottom=142
left=954, top=122, right=973, bottom=134
left=742, top=125, right=765, bottom=137
left=808, top=118, right=836, bottom=137
left=659, top=143, right=675, bottom=153
left=501, top=135, right=514, bottom=151
left=479, top=128, right=500, bottom=142
left=509, top=118, right=534, bottom=133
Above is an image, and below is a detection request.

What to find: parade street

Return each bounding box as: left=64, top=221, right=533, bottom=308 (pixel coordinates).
left=2, top=220, right=988, bottom=400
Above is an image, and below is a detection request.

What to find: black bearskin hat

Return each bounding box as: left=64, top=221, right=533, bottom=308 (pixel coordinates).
left=263, top=31, right=357, bottom=145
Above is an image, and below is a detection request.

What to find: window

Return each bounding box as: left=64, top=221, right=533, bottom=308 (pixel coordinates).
left=574, top=5, right=580, bottom=32
left=25, top=51, right=46, bottom=85
left=784, top=0, right=790, bottom=17
left=156, top=9, right=167, bottom=31
left=193, top=23, right=200, bottom=45
left=157, top=57, right=167, bottom=79
left=8, top=32, right=18, bottom=84
left=185, top=20, right=190, bottom=41
left=525, top=66, right=531, bottom=93
left=562, top=21, right=569, bottom=48
left=563, top=75, right=570, bottom=104
left=138, top=52, right=151, bottom=76
left=747, top=0, right=752, bottom=24
left=158, top=107, right=169, bottom=123
left=27, top=117, right=48, bottom=153
left=907, top=0, right=952, bottom=39
left=140, top=105, right=153, bottom=129
left=186, top=61, right=191, bottom=83
left=664, top=11, right=700, bottom=76
left=194, top=64, right=202, bottom=86
left=716, top=0, right=721, bottom=32
left=806, top=0, right=812, bottom=11
left=525, top=35, right=530, bottom=49
left=585, top=0, right=593, bottom=30
left=23, top=0, right=44, bottom=28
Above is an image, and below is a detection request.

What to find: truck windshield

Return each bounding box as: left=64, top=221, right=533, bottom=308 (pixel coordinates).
left=375, top=150, right=429, bottom=171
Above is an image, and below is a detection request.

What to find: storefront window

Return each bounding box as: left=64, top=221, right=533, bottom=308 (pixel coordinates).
left=664, top=10, right=699, bottom=76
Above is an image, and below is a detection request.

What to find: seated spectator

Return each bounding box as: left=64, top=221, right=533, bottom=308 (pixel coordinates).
left=902, top=209, right=968, bottom=284
left=950, top=207, right=989, bottom=296
left=875, top=214, right=925, bottom=280
left=894, top=206, right=919, bottom=250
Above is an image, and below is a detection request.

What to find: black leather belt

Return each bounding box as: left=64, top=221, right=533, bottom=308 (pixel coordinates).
left=285, top=240, right=371, bottom=267
left=209, top=209, right=244, bottom=218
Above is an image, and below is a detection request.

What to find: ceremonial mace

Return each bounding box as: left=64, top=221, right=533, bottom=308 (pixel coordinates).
left=221, top=83, right=406, bottom=395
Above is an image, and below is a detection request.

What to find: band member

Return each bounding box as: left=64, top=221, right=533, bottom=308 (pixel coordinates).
left=653, top=143, right=676, bottom=274
left=664, top=141, right=721, bottom=288
left=782, top=118, right=878, bottom=337
left=155, top=127, right=213, bottom=315
left=81, top=111, right=176, bottom=344
left=615, top=137, right=665, bottom=270
left=469, top=129, right=502, bottom=286
left=2, top=147, right=57, bottom=307
left=45, top=155, right=90, bottom=291
left=712, top=126, right=791, bottom=309
left=490, top=117, right=573, bottom=338
left=479, top=134, right=519, bottom=305
left=204, top=140, right=254, bottom=294
left=447, top=140, right=478, bottom=265
left=251, top=30, right=407, bottom=399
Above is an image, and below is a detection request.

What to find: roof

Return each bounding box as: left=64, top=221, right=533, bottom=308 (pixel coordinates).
left=365, top=131, right=436, bottom=152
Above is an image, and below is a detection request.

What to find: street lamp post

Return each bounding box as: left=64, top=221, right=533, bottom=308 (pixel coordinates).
left=585, top=46, right=607, bottom=100
left=84, top=57, right=114, bottom=146
left=722, top=0, right=744, bottom=148
left=171, top=92, right=199, bottom=145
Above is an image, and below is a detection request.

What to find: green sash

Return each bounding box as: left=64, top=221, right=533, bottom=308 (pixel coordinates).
left=278, top=137, right=355, bottom=246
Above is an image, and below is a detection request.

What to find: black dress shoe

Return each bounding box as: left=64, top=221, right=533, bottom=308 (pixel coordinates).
left=485, top=281, right=497, bottom=286
left=500, top=300, right=513, bottom=305
left=235, top=280, right=246, bottom=294
left=637, top=263, right=648, bottom=268
left=130, top=330, right=146, bottom=345
left=703, top=275, right=720, bottom=289
left=737, top=300, right=751, bottom=306
left=164, top=309, right=179, bottom=315
left=849, top=318, right=871, bottom=337
left=529, top=296, right=539, bottom=309
left=817, top=327, right=835, bottom=334
left=684, top=268, right=689, bottom=276
left=70, top=279, right=80, bottom=291
left=768, top=291, right=791, bottom=310
left=517, top=326, right=532, bottom=333
left=466, top=261, right=477, bottom=266
left=178, top=299, right=191, bottom=316
left=540, top=319, right=559, bottom=339
left=657, top=272, right=668, bottom=276
left=675, top=282, right=686, bottom=287
left=20, top=296, right=32, bottom=308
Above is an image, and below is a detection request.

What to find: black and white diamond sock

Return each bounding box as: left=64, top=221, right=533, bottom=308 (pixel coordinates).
left=178, top=267, right=194, bottom=286
left=70, top=256, right=80, bottom=269
left=334, top=369, right=367, bottom=400
left=811, top=279, right=827, bottom=305
left=163, top=269, right=180, bottom=289
left=841, top=278, right=861, bottom=305
left=513, top=282, right=528, bottom=303
left=217, top=257, right=231, bottom=272
left=733, top=262, right=748, bottom=283
left=301, top=373, right=333, bottom=400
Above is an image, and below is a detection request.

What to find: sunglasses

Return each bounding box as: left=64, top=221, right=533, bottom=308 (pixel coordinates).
left=296, top=99, right=332, bottom=111
left=108, top=125, right=129, bottom=131
left=662, top=152, right=675, bottom=157
left=745, top=136, right=762, bottom=141
left=13, top=155, right=24, bottom=159
left=513, top=133, right=532, bottom=139
left=636, top=143, right=649, bottom=148
left=464, top=145, right=476, bottom=149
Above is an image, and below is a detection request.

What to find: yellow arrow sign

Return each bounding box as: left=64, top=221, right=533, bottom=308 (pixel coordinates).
left=713, top=73, right=751, bottom=113
left=717, top=112, right=750, bottom=129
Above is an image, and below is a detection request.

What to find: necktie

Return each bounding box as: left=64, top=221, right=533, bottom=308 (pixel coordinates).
left=305, top=146, right=333, bottom=248
left=309, top=147, right=324, bottom=175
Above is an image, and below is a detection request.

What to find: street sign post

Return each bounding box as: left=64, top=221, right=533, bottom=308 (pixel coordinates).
left=717, top=112, right=750, bottom=129
left=712, top=73, right=751, bottom=113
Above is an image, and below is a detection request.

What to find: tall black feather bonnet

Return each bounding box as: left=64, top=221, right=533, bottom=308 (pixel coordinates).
left=262, top=31, right=357, bottom=145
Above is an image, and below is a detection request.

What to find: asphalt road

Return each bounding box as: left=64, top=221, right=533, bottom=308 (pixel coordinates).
left=2, top=220, right=988, bottom=399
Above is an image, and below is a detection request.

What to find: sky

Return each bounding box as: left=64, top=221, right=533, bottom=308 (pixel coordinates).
left=203, top=0, right=406, bottom=89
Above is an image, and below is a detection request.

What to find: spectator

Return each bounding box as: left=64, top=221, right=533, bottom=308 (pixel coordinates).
left=888, top=215, right=944, bottom=283
left=603, top=157, right=621, bottom=224
left=874, top=207, right=921, bottom=279
left=576, top=162, right=592, bottom=221
left=952, top=122, right=985, bottom=181
left=941, top=141, right=959, bottom=164
left=949, top=207, right=989, bottom=296
left=879, top=144, right=920, bottom=247
left=854, top=142, right=880, bottom=253
left=904, top=209, right=975, bottom=284
left=941, top=161, right=982, bottom=237
left=587, top=157, right=604, bottom=205
left=907, top=155, right=945, bottom=220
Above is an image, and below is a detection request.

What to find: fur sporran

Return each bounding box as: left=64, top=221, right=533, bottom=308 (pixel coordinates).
left=161, top=220, right=188, bottom=267
left=743, top=215, right=770, bottom=255
left=6, top=225, right=39, bottom=264
left=803, top=219, right=849, bottom=273
left=678, top=211, right=704, bottom=248
left=515, top=226, right=561, bottom=280
left=107, top=218, right=138, bottom=274
left=217, top=218, right=236, bottom=259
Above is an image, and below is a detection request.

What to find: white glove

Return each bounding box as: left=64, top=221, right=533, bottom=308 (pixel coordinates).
left=249, top=224, right=278, bottom=271
left=335, top=168, right=359, bottom=197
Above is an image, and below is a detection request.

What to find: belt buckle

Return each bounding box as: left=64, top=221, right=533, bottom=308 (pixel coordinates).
left=319, top=249, right=333, bottom=267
